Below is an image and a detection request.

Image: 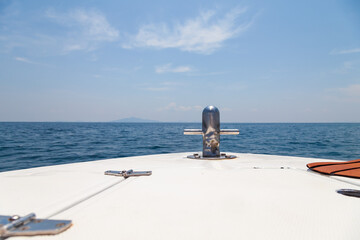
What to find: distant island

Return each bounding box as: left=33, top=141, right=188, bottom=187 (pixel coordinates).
left=112, top=117, right=160, bottom=123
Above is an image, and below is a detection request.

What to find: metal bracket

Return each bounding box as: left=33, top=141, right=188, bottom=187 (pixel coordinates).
left=105, top=169, right=152, bottom=178
left=0, top=213, right=72, bottom=238
left=187, top=153, right=237, bottom=160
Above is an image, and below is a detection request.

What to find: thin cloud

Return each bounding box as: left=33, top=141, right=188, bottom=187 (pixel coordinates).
left=142, top=81, right=181, bottom=91
left=330, top=48, right=360, bottom=55
left=13, top=56, right=54, bottom=67
left=14, top=57, right=36, bottom=64
left=326, top=84, right=360, bottom=103
left=339, top=84, right=360, bottom=97
left=46, top=9, right=119, bottom=52
left=161, top=81, right=182, bottom=86
left=159, top=102, right=202, bottom=111
left=333, top=61, right=356, bottom=74
left=145, top=87, right=170, bottom=91
left=124, top=7, right=254, bottom=54
left=187, top=71, right=228, bottom=77
left=155, top=63, right=192, bottom=73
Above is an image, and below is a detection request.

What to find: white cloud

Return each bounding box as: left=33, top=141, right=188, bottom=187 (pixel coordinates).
left=333, top=61, right=356, bottom=74
left=1, top=7, right=118, bottom=54
left=14, top=57, right=36, bottom=64
left=142, top=81, right=181, bottom=91
left=155, top=63, right=192, bottom=73
left=330, top=48, right=360, bottom=55
left=327, top=84, right=360, bottom=104
left=161, top=81, right=182, bottom=86
left=339, top=84, right=360, bottom=97
left=145, top=87, right=170, bottom=91
left=187, top=71, right=228, bottom=77
left=13, top=56, right=55, bottom=67
left=124, top=7, right=253, bottom=54
left=159, top=102, right=202, bottom=111
left=64, top=44, right=84, bottom=52
left=46, top=9, right=119, bottom=52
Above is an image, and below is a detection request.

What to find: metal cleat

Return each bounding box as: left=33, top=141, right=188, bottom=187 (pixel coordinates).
left=184, top=106, right=239, bottom=159
left=0, top=213, right=71, bottom=238
left=105, top=169, right=152, bottom=178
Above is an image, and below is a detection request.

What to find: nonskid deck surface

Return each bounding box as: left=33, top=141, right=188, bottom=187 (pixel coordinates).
left=1, top=153, right=360, bottom=240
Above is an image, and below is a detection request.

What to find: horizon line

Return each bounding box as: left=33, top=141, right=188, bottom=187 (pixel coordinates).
left=1, top=121, right=360, bottom=124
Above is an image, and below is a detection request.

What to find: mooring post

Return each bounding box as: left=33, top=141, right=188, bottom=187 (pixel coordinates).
left=184, top=106, right=239, bottom=159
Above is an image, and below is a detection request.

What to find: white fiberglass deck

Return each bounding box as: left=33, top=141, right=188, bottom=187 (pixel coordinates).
left=1, top=153, right=360, bottom=240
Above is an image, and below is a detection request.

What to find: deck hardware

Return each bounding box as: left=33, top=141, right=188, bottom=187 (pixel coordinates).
left=105, top=169, right=152, bottom=178
left=0, top=213, right=72, bottom=238
left=187, top=153, right=236, bottom=160
left=8, top=215, right=20, bottom=222
left=184, top=106, right=239, bottom=159
left=336, top=189, right=360, bottom=198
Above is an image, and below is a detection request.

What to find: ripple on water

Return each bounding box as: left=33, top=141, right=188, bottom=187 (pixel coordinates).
left=0, top=122, right=360, bottom=172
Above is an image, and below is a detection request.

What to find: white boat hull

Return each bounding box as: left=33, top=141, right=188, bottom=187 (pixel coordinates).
left=1, top=153, right=359, bottom=239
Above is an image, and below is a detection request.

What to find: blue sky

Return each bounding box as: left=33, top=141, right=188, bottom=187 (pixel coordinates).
left=0, top=0, right=359, bottom=122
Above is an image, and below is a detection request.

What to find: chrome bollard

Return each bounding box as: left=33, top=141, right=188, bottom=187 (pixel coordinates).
left=184, top=106, right=239, bottom=159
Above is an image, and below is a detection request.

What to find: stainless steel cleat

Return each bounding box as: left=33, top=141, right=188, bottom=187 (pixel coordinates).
left=184, top=106, right=239, bottom=159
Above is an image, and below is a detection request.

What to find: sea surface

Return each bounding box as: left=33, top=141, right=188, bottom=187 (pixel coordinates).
left=0, top=122, right=360, bottom=172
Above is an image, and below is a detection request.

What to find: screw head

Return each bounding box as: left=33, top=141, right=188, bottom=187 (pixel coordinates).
left=9, top=215, right=20, bottom=222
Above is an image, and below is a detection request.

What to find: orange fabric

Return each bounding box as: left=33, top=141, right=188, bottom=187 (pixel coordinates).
left=307, top=159, right=360, bottom=179
left=335, top=168, right=360, bottom=178
left=310, top=162, right=360, bottom=174
left=306, top=159, right=360, bottom=169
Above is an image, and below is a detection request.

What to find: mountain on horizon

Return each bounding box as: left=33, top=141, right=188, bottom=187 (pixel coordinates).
left=112, top=117, right=159, bottom=123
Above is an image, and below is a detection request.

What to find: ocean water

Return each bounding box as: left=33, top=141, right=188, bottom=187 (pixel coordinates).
left=0, top=122, right=360, bottom=172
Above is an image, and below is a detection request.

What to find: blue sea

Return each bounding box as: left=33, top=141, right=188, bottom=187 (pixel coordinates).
left=0, top=122, right=360, bottom=172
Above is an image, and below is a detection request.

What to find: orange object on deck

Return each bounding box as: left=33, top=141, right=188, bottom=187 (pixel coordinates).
left=307, top=159, right=360, bottom=179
